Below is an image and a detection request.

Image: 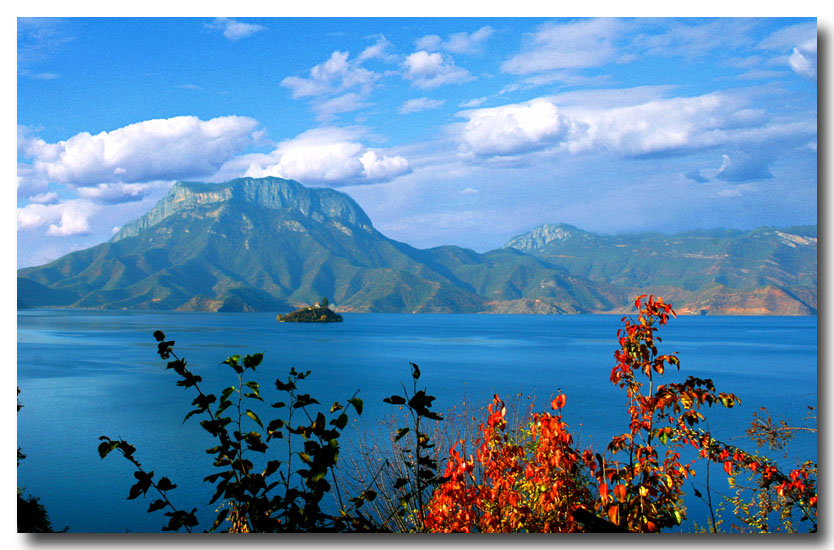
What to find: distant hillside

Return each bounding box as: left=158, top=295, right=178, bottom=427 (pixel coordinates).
left=17, top=177, right=621, bottom=314
left=17, top=177, right=815, bottom=315
left=503, top=223, right=817, bottom=315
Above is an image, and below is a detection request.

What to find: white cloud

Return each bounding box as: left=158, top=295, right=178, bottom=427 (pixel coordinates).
left=416, top=26, right=493, bottom=54
left=360, top=150, right=410, bottom=181
left=242, top=127, right=410, bottom=186
left=206, top=18, right=265, bottom=41
left=459, top=97, right=487, bottom=108
left=402, top=51, right=473, bottom=89
left=457, top=91, right=786, bottom=160
left=28, top=192, right=59, bottom=204
left=76, top=181, right=167, bottom=204
left=18, top=116, right=258, bottom=191
left=17, top=162, right=48, bottom=197
left=358, top=35, right=396, bottom=62
left=501, top=18, right=625, bottom=75
left=788, top=39, right=816, bottom=78
left=281, top=50, right=380, bottom=99
left=415, top=35, right=442, bottom=52
left=399, top=97, right=445, bottom=115
left=18, top=199, right=97, bottom=237
left=460, top=100, right=576, bottom=157
left=756, top=21, right=816, bottom=79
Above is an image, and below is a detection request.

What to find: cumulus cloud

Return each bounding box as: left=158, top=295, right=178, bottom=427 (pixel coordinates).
left=399, top=97, right=445, bottom=115
left=501, top=18, right=625, bottom=75
left=402, top=51, right=473, bottom=89
left=18, top=199, right=97, bottom=237
left=280, top=49, right=385, bottom=119
left=416, top=26, right=493, bottom=54
left=457, top=91, right=787, bottom=160
left=281, top=51, right=380, bottom=99
left=242, top=127, right=410, bottom=186
left=18, top=116, right=258, bottom=191
left=460, top=100, right=577, bottom=157
left=205, top=17, right=266, bottom=41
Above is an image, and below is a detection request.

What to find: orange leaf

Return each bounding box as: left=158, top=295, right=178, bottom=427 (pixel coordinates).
left=551, top=394, right=567, bottom=410
left=607, top=504, right=619, bottom=525
left=723, top=461, right=733, bottom=475
left=599, top=483, right=609, bottom=503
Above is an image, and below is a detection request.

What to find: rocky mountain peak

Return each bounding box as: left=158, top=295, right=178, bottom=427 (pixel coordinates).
left=111, top=176, right=374, bottom=242
left=503, top=223, right=587, bottom=253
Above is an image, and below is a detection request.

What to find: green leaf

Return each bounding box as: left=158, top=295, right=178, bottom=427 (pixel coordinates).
left=243, top=353, right=264, bottom=370
left=98, top=440, right=119, bottom=459
left=263, top=460, right=282, bottom=478
left=220, top=386, right=236, bottom=401
left=293, top=394, right=320, bottom=408
left=245, top=409, right=264, bottom=429
left=330, top=413, right=348, bottom=430
left=348, top=397, right=364, bottom=415
left=275, top=379, right=295, bottom=392
left=148, top=499, right=167, bottom=513
left=383, top=395, right=406, bottom=405
left=395, top=427, right=410, bottom=442
left=183, top=409, right=203, bottom=423
left=157, top=477, right=177, bottom=491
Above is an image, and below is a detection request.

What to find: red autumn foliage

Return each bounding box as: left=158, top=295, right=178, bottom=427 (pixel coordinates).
left=424, top=295, right=816, bottom=533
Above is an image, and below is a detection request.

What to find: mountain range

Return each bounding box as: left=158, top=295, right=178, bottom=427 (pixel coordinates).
left=17, top=177, right=817, bottom=315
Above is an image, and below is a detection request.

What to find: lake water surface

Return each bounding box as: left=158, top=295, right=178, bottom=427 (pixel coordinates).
left=17, top=310, right=817, bottom=533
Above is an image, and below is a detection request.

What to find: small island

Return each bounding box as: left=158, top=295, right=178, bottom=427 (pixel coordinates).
left=277, top=298, right=343, bottom=323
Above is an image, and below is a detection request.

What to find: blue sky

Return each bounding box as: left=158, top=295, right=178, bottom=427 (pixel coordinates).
left=16, top=15, right=818, bottom=268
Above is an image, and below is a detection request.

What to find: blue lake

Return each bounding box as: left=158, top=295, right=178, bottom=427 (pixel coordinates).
left=17, top=310, right=817, bottom=533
